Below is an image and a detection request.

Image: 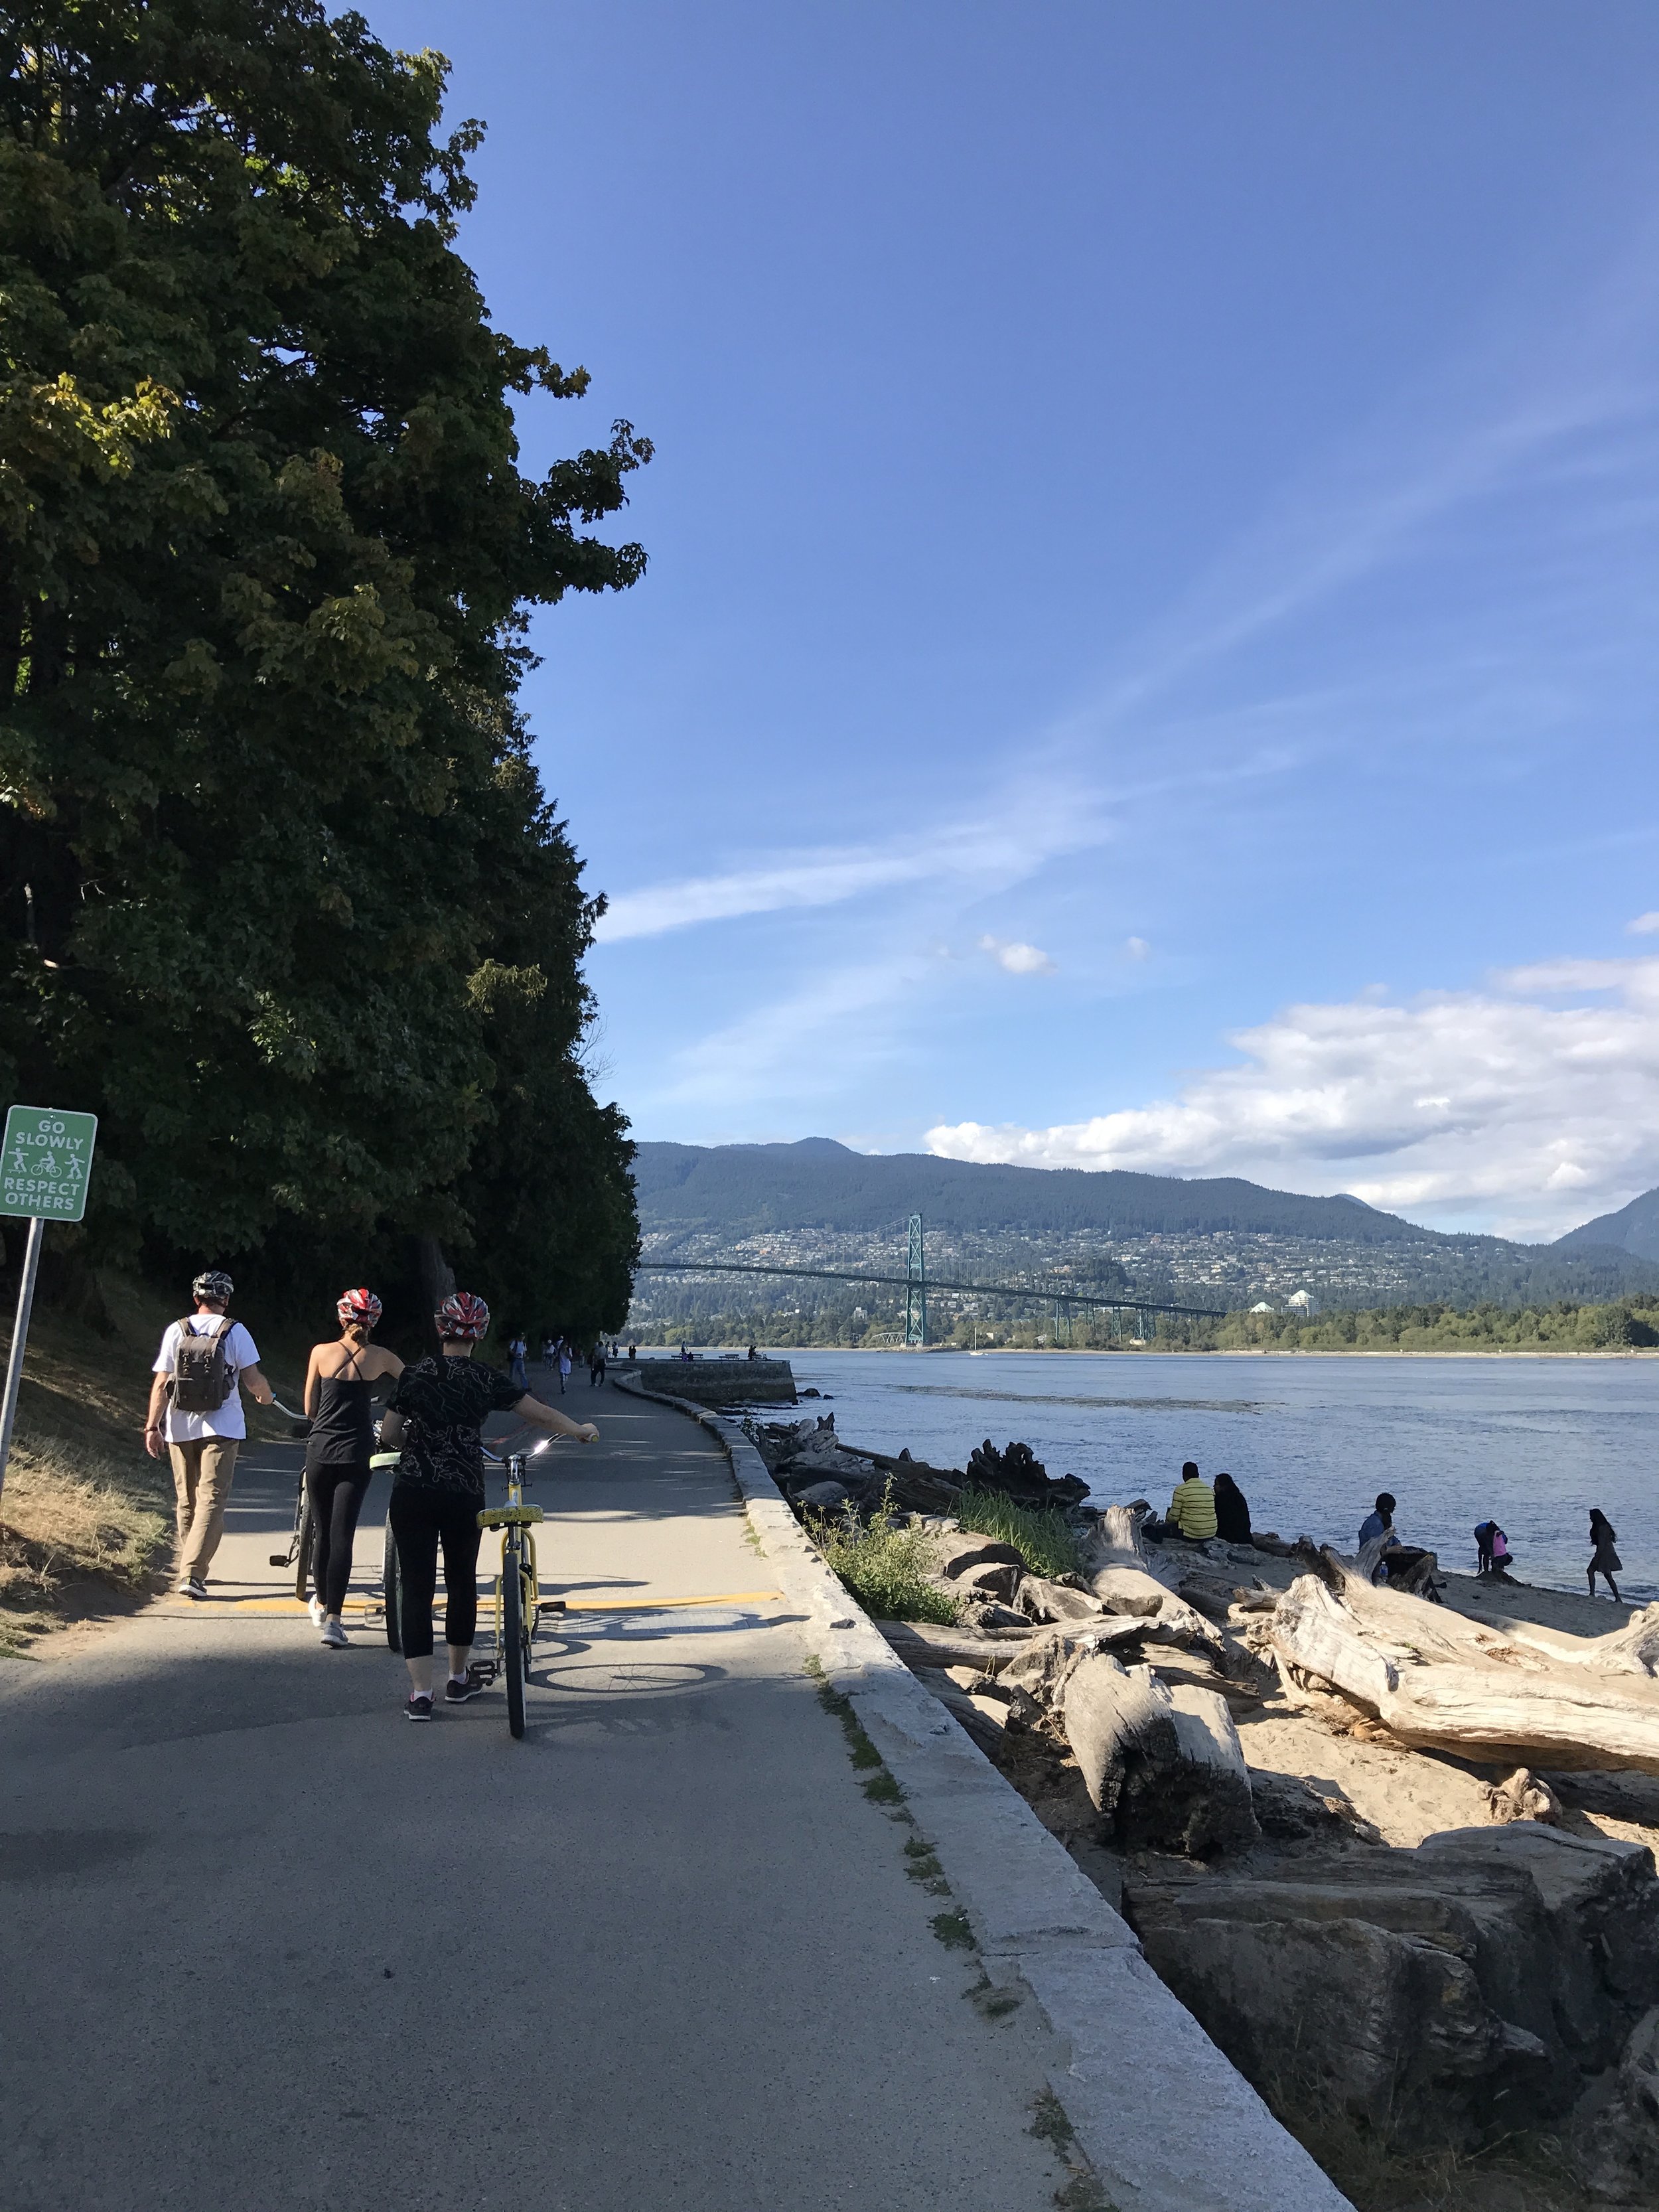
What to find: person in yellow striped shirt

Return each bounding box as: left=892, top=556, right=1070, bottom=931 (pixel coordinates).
left=1168, top=1461, right=1218, bottom=1540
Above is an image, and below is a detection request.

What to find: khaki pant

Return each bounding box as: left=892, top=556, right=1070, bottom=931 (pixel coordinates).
left=169, top=1438, right=239, bottom=1583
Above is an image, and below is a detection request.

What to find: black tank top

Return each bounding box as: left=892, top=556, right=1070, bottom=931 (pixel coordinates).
left=305, top=1368, right=374, bottom=1468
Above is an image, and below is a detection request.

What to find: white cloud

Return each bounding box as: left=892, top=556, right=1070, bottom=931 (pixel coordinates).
left=593, top=788, right=1111, bottom=944
left=1628, top=911, right=1659, bottom=935
left=926, top=955, right=1659, bottom=1238
left=980, top=935, right=1056, bottom=976
left=1124, top=936, right=1150, bottom=960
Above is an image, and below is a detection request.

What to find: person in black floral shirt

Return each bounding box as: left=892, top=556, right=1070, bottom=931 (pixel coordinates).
left=379, top=1291, right=597, bottom=1720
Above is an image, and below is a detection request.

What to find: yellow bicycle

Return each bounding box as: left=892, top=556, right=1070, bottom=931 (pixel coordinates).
left=474, top=1439, right=565, bottom=1738
left=372, top=1435, right=564, bottom=1737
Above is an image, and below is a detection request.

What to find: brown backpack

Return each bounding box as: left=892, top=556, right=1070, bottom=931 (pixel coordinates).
left=169, top=1317, right=237, bottom=1414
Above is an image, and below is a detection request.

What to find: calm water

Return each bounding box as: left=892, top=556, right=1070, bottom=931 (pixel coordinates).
left=743, top=1349, right=1659, bottom=1602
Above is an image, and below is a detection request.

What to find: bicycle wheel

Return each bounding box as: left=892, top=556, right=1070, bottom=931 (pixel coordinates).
left=294, top=1490, right=316, bottom=1604
left=382, top=1520, right=402, bottom=1653
left=502, top=1546, right=526, bottom=1739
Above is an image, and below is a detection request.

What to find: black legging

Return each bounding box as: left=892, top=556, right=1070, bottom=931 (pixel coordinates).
left=305, top=1463, right=371, bottom=1617
left=388, top=1485, right=482, bottom=1660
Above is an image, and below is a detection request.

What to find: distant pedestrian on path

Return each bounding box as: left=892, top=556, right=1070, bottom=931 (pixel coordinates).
left=1168, top=1462, right=1218, bottom=1540
left=589, top=1341, right=606, bottom=1386
left=1589, top=1510, right=1623, bottom=1601
left=1212, top=1470, right=1251, bottom=1544
left=302, top=1290, right=403, bottom=1648
left=541, top=1333, right=556, bottom=1376
left=144, top=1272, right=275, bottom=1599
left=508, top=1333, right=529, bottom=1392
left=557, top=1339, right=572, bottom=1394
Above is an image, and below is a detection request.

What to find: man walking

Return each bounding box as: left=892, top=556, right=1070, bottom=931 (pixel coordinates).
left=143, top=1271, right=274, bottom=1598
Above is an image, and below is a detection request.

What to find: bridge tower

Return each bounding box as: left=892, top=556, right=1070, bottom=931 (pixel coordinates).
left=905, top=1214, right=927, bottom=1347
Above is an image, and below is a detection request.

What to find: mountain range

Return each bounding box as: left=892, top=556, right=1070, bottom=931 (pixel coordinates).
left=632, top=1140, right=1659, bottom=1311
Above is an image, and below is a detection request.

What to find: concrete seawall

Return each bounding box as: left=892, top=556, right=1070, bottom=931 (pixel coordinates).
left=614, top=1368, right=1352, bottom=2212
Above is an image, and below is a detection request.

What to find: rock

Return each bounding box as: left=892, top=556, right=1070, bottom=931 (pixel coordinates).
left=792, top=1480, right=851, bottom=1512
left=1017, top=1574, right=1104, bottom=1625
left=1061, top=1656, right=1259, bottom=1855
left=932, top=1538, right=1025, bottom=1581
left=1175, top=1572, right=1238, bottom=1623
left=1573, top=2005, right=1659, bottom=2203
left=913, top=1668, right=1009, bottom=1757
left=956, top=1560, right=1022, bottom=1601
left=1484, top=1767, right=1565, bottom=1826
left=1126, top=1824, right=1659, bottom=2154
left=974, top=1602, right=1029, bottom=1631
left=1088, top=1566, right=1167, bottom=1618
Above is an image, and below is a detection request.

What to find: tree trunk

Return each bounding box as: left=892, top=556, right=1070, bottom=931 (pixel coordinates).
left=1062, top=1653, right=1259, bottom=1854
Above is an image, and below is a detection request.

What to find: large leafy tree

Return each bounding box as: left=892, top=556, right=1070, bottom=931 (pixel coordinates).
left=0, top=1, right=646, bottom=1331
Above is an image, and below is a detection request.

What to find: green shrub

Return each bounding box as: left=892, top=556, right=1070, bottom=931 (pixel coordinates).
left=955, top=1488, right=1082, bottom=1580
left=806, top=1490, right=959, bottom=1625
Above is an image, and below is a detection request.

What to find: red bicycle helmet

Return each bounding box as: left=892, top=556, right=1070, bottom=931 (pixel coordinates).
left=435, top=1290, right=490, bottom=1341
left=337, top=1287, right=383, bottom=1329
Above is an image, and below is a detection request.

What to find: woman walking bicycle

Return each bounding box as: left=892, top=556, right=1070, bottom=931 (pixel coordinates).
left=378, top=1291, right=596, bottom=1722
left=303, top=1290, right=403, bottom=1647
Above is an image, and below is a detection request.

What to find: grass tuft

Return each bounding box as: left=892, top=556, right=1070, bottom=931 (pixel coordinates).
left=805, top=1487, right=959, bottom=1625
left=930, top=1907, right=974, bottom=1949
left=956, top=1488, right=1083, bottom=1580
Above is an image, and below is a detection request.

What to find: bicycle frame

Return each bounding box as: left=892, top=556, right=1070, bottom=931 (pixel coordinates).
left=474, top=1440, right=566, bottom=1731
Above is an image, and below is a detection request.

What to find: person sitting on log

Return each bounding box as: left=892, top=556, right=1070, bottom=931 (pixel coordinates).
left=1212, top=1469, right=1252, bottom=1544
left=1168, top=1461, right=1218, bottom=1540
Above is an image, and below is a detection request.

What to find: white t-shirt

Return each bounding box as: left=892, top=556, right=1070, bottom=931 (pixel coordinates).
left=153, top=1316, right=261, bottom=1442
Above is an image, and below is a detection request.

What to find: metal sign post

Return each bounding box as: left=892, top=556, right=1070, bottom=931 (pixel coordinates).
left=0, top=1105, right=99, bottom=1505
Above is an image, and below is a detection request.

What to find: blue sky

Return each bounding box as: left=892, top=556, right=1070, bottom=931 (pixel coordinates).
left=370, top=1, right=1659, bottom=1240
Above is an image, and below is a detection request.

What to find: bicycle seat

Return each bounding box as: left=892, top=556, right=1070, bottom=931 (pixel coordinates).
left=476, top=1505, right=544, bottom=1528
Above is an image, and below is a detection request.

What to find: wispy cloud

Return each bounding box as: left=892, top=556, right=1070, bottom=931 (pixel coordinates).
left=980, top=935, right=1055, bottom=976
left=593, top=786, right=1112, bottom=944
left=927, top=954, right=1659, bottom=1240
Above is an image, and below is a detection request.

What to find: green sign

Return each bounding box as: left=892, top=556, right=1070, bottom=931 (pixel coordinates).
left=2, top=1105, right=99, bottom=1224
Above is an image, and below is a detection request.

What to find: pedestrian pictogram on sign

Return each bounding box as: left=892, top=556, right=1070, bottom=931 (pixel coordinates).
left=2, top=1106, right=98, bottom=1223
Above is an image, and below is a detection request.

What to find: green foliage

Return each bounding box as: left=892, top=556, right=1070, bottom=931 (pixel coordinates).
left=1177, top=1297, right=1659, bottom=1355
left=954, top=1487, right=1082, bottom=1578
left=806, top=1489, right=960, bottom=1625
left=0, top=2, right=646, bottom=1333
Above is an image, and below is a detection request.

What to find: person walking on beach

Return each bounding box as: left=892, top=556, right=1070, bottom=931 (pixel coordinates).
left=143, top=1272, right=275, bottom=1598
left=1589, top=1510, right=1623, bottom=1601
left=302, top=1290, right=403, bottom=1647
left=1168, top=1462, right=1218, bottom=1540
left=378, top=1291, right=597, bottom=1721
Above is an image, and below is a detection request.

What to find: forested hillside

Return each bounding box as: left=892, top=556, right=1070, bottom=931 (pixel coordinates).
left=1555, top=1185, right=1659, bottom=1264
left=0, top=2, right=640, bottom=1340
left=633, top=1140, right=1659, bottom=1324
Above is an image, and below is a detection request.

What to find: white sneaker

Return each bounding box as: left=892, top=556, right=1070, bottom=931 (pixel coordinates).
left=321, top=1617, right=349, bottom=1649
left=308, top=1596, right=325, bottom=1628
left=177, top=1576, right=208, bottom=1600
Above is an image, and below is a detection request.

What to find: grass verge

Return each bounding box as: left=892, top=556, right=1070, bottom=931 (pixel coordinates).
left=804, top=1487, right=960, bottom=1625
left=956, top=1487, right=1083, bottom=1580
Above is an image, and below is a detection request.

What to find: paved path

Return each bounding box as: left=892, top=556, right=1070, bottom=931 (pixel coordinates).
left=0, top=1384, right=1071, bottom=2211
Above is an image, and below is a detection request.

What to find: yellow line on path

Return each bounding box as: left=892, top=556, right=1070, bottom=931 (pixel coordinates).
left=149, top=1589, right=784, bottom=1619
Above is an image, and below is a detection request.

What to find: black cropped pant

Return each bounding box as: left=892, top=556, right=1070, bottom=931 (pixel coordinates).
left=388, top=1484, right=482, bottom=1660
left=305, top=1463, right=371, bottom=1617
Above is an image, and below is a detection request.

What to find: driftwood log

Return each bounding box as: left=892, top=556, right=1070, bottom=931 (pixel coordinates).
left=1062, top=1653, right=1259, bottom=1854
left=1273, top=1570, right=1659, bottom=1775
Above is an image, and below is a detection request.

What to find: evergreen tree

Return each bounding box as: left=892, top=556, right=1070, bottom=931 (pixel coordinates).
left=1, top=1, right=646, bottom=1329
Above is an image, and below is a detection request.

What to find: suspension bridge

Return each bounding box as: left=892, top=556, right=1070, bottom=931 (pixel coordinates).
left=634, top=1213, right=1226, bottom=1345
